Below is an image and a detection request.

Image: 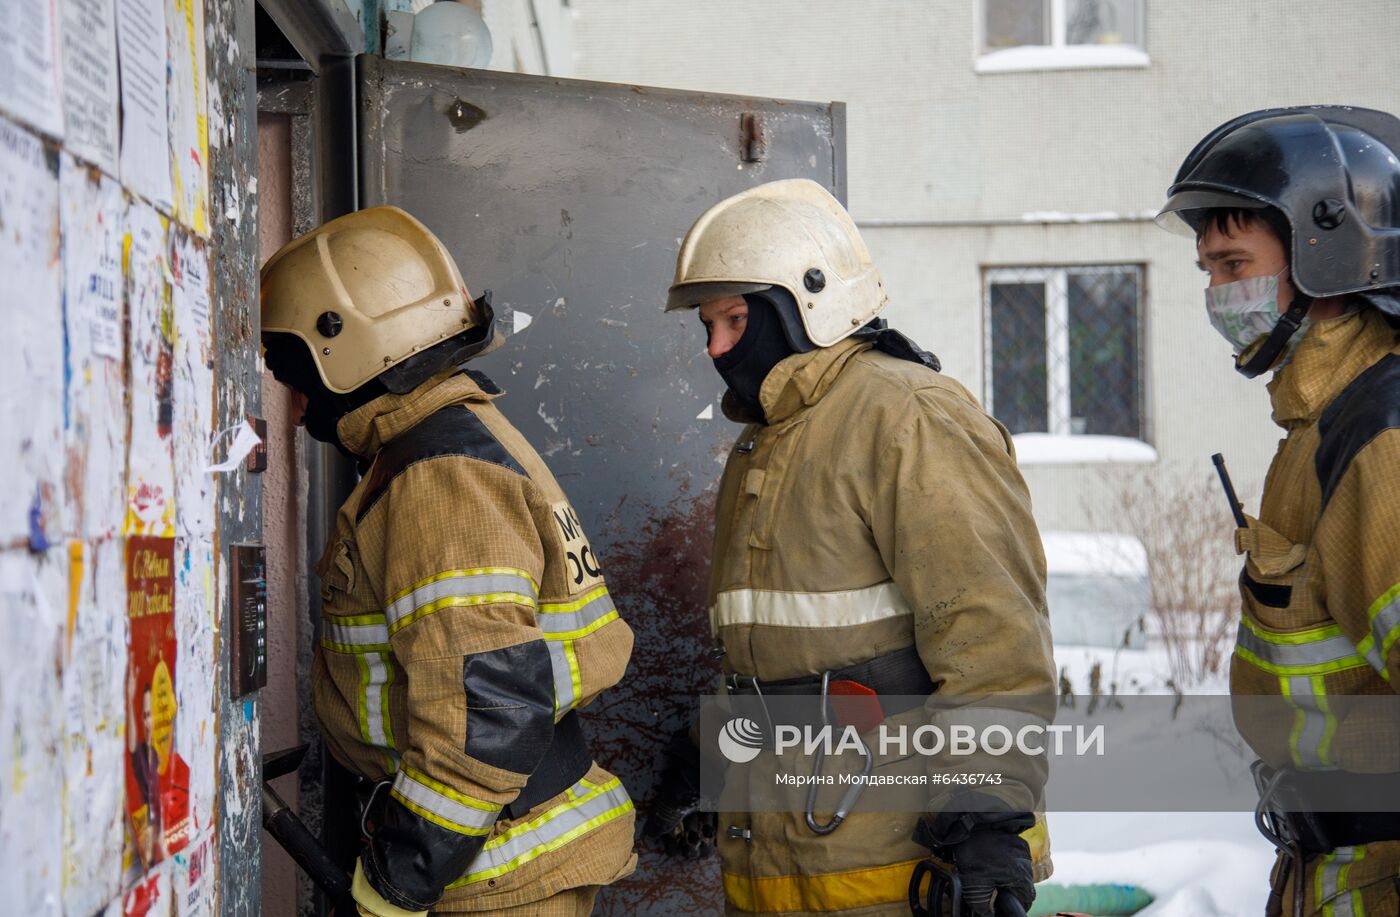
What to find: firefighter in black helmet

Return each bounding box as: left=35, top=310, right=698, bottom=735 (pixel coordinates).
left=1159, top=107, right=1400, bottom=917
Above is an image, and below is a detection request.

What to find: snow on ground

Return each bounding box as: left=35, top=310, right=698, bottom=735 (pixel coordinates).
left=1047, top=643, right=1272, bottom=915
left=1013, top=433, right=1159, bottom=465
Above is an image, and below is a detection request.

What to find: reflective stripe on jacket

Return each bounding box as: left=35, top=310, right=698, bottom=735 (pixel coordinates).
left=313, top=371, right=636, bottom=912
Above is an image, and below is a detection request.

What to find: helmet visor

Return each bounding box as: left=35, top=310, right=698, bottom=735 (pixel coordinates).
left=665, top=281, right=772, bottom=312
left=1155, top=188, right=1269, bottom=237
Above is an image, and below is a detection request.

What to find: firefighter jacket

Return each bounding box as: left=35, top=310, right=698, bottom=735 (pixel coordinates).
left=312, top=370, right=637, bottom=913
left=1231, top=307, right=1400, bottom=913
left=708, top=338, right=1057, bottom=916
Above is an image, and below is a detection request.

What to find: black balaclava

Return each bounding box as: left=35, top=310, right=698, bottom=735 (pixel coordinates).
left=712, top=294, right=796, bottom=423
left=263, top=333, right=386, bottom=456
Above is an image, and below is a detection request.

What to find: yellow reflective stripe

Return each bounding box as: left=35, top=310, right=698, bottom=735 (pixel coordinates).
left=1234, top=617, right=1371, bottom=677
left=548, top=640, right=576, bottom=716
left=322, top=614, right=392, bottom=653
left=391, top=766, right=501, bottom=837
left=1319, top=845, right=1365, bottom=917
left=1241, top=615, right=1345, bottom=646
left=723, top=858, right=924, bottom=913
left=386, top=568, right=538, bottom=634
left=447, top=777, right=632, bottom=887
left=1356, top=583, right=1400, bottom=682
left=1282, top=675, right=1335, bottom=769
left=388, top=567, right=539, bottom=605
left=390, top=593, right=537, bottom=635
left=538, top=587, right=619, bottom=640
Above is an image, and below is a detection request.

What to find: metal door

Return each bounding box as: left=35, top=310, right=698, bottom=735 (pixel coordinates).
left=358, top=56, right=846, bottom=915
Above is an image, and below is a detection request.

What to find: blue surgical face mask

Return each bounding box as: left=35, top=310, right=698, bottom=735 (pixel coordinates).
left=1204, top=270, right=1311, bottom=368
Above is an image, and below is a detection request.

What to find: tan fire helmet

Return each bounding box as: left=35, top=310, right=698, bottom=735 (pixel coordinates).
left=261, top=206, right=494, bottom=394
left=666, top=178, right=887, bottom=348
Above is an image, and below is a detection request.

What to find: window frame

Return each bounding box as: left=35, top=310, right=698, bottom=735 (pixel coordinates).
left=975, top=0, right=1149, bottom=73
left=982, top=263, right=1149, bottom=442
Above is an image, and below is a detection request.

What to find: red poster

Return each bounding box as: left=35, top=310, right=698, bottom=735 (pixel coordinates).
left=125, top=536, right=192, bottom=866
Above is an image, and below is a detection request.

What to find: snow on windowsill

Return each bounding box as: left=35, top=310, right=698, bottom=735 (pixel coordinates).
left=1013, top=433, right=1158, bottom=466
left=975, top=45, right=1150, bottom=74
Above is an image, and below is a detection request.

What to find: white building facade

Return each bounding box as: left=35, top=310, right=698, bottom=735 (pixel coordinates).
left=571, top=0, right=1400, bottom=532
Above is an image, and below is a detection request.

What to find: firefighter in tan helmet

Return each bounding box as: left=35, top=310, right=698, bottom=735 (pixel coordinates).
left=260, top=206, right=636, bottom=916
left=646, top=179, right=1057, bottom=915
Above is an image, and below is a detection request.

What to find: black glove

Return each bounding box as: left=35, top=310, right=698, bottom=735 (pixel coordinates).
left=915, top=795, right=1035, bottom=917
left=644, top=728, right=717, bottom=858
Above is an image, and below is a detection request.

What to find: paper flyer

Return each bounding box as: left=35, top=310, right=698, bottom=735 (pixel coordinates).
left=116, top=0, right=172, bottom=208
left=166, top=0, right=209, bottom=234
left=171, top=230, right=215, bottom=539
left=0, top=115, right=65, bottom=547
left=124, top=201, right=177, bottom=536
left=124, top=535, right=192, bottom=867
left=0, top=550, right=69, bottom=911
left=61, top=154, right=128, bottom=539
left=60, top=538, right=128, bottom=914
left=61, top=0, right=121, bottom=174
left=0, top=0, right=65, bottom=138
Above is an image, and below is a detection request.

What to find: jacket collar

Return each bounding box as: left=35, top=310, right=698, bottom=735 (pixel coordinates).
left=337, top=370, right=499, bottom=458
left=720, top=337, right=873, bottom=425
left=1268, top=307, right=1400, bottom=427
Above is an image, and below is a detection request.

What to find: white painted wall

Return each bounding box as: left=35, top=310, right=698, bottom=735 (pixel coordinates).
left=570, top=0, right=1400, bottom=531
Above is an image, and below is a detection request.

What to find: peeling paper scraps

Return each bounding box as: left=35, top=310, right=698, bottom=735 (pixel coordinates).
left=60, top=156, right=128, bottom=540
left=202, top=420, right=262, bottom=474
left=0, top=550, right=68, bottom=913
left=171, top=231, right=215, bottom=535
left=61, top=538, right=128, bottom=914
left=0, top=115, right=65, bottom=547
left=123, top=201, right=176, bottom=537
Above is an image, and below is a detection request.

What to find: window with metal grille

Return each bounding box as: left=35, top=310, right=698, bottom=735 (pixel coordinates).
left=983, top=265, right=1145, bottom=439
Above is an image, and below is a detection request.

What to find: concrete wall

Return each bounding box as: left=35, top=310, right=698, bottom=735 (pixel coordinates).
left=571, top=0, right=1400, bottom=530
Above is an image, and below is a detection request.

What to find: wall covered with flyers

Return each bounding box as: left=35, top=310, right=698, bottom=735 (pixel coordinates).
left=0, top=0, right=262, bottom=913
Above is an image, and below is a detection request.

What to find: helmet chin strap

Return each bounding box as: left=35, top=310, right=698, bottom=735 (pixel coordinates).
left=1236, top=295, right=1312, bottom=378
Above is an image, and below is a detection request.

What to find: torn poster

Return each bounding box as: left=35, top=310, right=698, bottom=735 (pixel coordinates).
left=116, top=0, right=172, bottom=209
left=121, top=859, right=173, bottom=917
left=166, top=0, right=209, bottom=234
left=173, top=539, right=216, bottom=842
left=0, top=0, right=65, bottom=138
left=61, top=0, right=121, bottom=174
left=172, top=832, right=214, bottom=917
left=0, top=115, right=65, bottom=548
left=171, top=230, right=215, bottom=538
left=61, top=538, right=128, bottom=914
left=124, top=201, right=176, bottom=536
left=0, top=549, right=69, bottom=913
left=61, top=155, right=128, bottom=539
left=125, top=535, right=192, bottom=867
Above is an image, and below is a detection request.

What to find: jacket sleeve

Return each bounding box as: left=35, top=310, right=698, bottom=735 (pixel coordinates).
left=1316, top=428, right=1400, bottom=689
left=360, top=457, right=553, bottom=912
left=868, top=383, right=1057, bottom=814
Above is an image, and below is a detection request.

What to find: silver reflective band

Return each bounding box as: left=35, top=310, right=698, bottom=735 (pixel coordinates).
left=387, top=570, right=537, bottom=629
left=323, top=617, right=390, bottom=649
left=1235, top=622, right=1368, bottom=673
left=538, top=588, right=617, bottom=638
left=453, top=778, right=633, bottom=886
left=1362, top=590, right=1400, bottom=679
left=1283, top=675, right=1333, bottom=768
left=1317, top=845, right=1362, bottom=916
left=392, top=767, right=501, bottom=837
left=712, top=582, right=912, bottom=631
left=360, top=652, right=395, bottom=750
left=548, top=640, right=579, bottom=718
